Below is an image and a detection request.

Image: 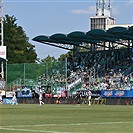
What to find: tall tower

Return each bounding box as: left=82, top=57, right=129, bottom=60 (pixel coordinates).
left=0, top=0, right=3, bottom=46
left=90, top=0, right=115, bottom=30
left=0, top=0, right=5, bottom=79
left=96, top=0, right=111, bottom=17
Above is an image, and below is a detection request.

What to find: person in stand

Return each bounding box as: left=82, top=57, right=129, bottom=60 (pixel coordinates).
left=87, top=89, right=92, bottom=106
left=11, top=89, right=18, bottom=105
left=75, top=91, right=82, bottom=106
left=56, top=95, right=61, bottom=104
left=0, top=89, right=2, bottom=104
left=39, top=87, right=44, bottom=106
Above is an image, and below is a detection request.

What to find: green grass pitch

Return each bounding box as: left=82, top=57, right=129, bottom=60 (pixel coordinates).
left=0, top=104, right=133, bottom=133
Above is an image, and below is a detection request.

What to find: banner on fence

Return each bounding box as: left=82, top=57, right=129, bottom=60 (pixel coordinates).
left=101, top=90, right=133, bottom=98
left=2, top=98, right=18, bottom=104
left=17, top=86, right=32, bottom=98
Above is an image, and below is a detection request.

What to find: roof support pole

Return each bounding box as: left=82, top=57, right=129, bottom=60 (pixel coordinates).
left=131, top=40, right=133, bottom=71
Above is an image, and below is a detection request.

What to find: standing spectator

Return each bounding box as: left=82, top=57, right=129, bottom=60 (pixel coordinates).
left=11, top=89, right=18, bottom=105
left=39, top=87, right=44, bottom=106
left=75, top=91, right=82, bottom=106
left=87, top=89, right=92, bottom=106
left=56, top=95, right=61, bottom=104
left=0, top=89, right=2, bottom=104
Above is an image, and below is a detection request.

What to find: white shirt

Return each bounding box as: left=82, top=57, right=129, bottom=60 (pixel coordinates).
left=87, top=90, right=92, bottom=100
left=12, top=91, right=16, bottom=100
left=39, top=89, right=43, bottom=100
left=0, top=94, right=2, bottom=101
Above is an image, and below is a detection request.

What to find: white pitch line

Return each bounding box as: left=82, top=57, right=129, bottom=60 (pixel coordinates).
left=0, top=127, right=70, bottom=133
left=1, top=121, right=133, bottom=128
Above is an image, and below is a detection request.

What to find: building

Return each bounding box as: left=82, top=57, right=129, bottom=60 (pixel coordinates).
left=90, top=0, right=115, bottom=30
left=90, top=0, right=133, bottom=30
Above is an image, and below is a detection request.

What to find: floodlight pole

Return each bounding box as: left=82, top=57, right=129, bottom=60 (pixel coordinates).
left=0, top=0, right=4, bottom=79
left=128, top=26, right=133, bottom=72
left=65, top=58, right=67, bottom=90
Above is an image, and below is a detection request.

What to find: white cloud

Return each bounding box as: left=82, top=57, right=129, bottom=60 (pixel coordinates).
left=71, top=6, right=95, bottom=15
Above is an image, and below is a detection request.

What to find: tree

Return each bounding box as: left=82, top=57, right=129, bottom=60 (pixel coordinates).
left=41, top=55, right=57, bottom=62
left=3, top=15, right=37, bottom=63
left=58, top=51, right=73, bottom=61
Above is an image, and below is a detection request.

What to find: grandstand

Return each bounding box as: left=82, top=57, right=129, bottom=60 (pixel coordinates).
left=32, top=0, right=133, bottom=95
left=32, top=25, right=133, bottom=94
left=5, top=24, right=133, bottom=99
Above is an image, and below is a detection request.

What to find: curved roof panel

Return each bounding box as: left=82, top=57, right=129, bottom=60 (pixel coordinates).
left=107, top=26, right=133, bottom=40
left=50, top=33, right=67, bottom=40
left=33, top=26, right=133, bottom=51
left=86, top=29, right=118, bottom=42
left=32, top=35, right=61, bottom=43
left=129, top=26, right=133, bottom=31
left=68, top=31, right=100, bottom=44
left=50, top=33, right=81, bottom=46
left=107, top=26, right=127, bottom=33
left=33, top=35, right=49, bottom=42
left=67, top=31, right=86, bottom=38
left=86, top=29, right=106, bottom=36
left=127, top=26, right=133, bottom=36
left=33, top=35, right=74, bottom=50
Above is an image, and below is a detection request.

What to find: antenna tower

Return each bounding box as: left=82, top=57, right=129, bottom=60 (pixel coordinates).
left=90, top=0, right=115, bottom=30
left=0, top=0, right=4, bottom=79
left=96, top=0, right=111, bottom=17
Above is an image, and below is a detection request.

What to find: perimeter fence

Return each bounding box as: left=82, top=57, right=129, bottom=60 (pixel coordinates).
left=6, top=61, right=67, bottom=92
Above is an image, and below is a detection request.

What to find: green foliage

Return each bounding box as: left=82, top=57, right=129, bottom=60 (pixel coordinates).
left=58, top=51, right=73, bottom=61
left=41, top=55, right=57, bottom=62
left=3, top=15, right=37, bottom=64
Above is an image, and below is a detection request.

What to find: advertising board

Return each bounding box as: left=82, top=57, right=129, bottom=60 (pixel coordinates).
left=101, top=90, right=133, bottom=98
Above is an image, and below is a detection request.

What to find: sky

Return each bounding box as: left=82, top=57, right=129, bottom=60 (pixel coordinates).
left=3, top=0, right=133, bottom=59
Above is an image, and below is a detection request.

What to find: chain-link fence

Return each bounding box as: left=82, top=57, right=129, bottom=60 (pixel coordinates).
left=6, top=61, right=67, bottom=91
